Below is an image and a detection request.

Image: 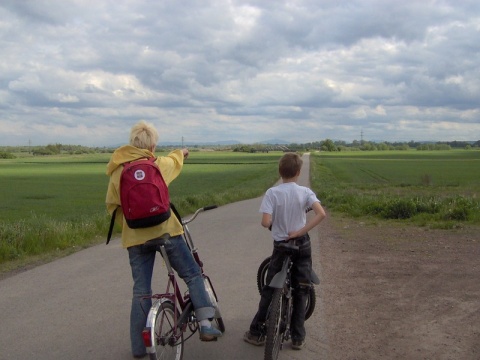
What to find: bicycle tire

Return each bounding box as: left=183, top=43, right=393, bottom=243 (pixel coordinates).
left=264, top=288, right=284, bottom=360
left=257, top=256, right=316, bottom=320
left=149, top=301, right=183, bottom=360
left=256, top=257, right=271, bottom=294
left=305, top=287, right=316, bottom=319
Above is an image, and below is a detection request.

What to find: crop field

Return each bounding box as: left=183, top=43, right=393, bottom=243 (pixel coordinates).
left=0, top=151, right=283, bottom=267
left=2, top=149, right=478, bottom=271
left=310, top=150, right=480, bottom=227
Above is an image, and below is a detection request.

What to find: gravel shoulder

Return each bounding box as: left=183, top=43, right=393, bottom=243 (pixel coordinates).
left=318, top=215, right=480, bottom=360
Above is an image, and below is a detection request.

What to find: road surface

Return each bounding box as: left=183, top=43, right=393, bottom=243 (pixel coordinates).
left=0, top=154, right=329, bottom=359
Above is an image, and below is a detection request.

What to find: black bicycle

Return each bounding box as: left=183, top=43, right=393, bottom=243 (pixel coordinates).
left=257, top=251, right=318, bottom=321
left=258, top=240, right=319, bottom=360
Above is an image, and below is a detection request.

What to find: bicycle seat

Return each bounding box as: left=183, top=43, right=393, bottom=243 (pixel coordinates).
left=311, top=269, right=320, bottom=285
left=144, top=234, right=171, bottom=248
left=277, top=240, right=299, bottom=252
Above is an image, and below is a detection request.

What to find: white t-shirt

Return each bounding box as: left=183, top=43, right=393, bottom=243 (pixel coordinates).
left=259, top=182, right=320, bottom=242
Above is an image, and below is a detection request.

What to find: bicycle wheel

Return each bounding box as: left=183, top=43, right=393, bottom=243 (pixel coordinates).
left=257, top=257, right=316, bottom=320
left=264, top=288, right=285, bottom=360
left=257, top=257, right=271, bottom=294
left=149, top=301, right=183, bottom=360
left=304, top=286, right=316, bottom=319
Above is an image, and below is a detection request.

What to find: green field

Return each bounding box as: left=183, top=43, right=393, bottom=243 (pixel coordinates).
left=0, top=151, right=283, bottom=267
left=2, top=149, right=479, bottom=271
left=310, top=150, right=480, bottom=227
left=0, top=152, right=281, bottom=222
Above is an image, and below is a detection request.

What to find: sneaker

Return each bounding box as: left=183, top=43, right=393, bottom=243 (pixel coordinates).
left=292, top=339, right=305, bottom=350
left=199, top=325, right=222, bottom=341
left=243, top=331, right=265, bottom=346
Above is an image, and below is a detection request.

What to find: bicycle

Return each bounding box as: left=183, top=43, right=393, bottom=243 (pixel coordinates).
left=256, top=253, right=318, bottom=321
left=260, top=239, right=319, bottom=360
left=141, top=205, right=225, bottom=360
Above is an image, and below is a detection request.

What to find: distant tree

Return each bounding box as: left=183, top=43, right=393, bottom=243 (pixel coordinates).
left=45, top=144, right=61, bottom=154
left=320, top=139, right=337, bottom=152
left=416, top=144, right=429, bottom=150
left=361, top=142, right=377, bottom=151
left=447, top=140, right=470, bottom=148
left=376, top=142, right=389, bottom=151
left=436, top=144, right=451, bottom=150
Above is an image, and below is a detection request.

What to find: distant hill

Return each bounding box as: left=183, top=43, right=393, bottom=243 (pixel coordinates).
left=155, top=139, right=291, bottom=146
left=107, top=139, right=478, bottom=148
left=158, top=140, right=242, bottom=146
left=257, top=139, right=290, bottom=145
left=154, top=139, right=291, bottom=147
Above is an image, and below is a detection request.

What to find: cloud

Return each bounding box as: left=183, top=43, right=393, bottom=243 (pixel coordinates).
left=0, top=0, right=479, bottom=146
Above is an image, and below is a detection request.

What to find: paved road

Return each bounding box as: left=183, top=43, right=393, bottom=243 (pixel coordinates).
left=0, top=154, right=329, bottom=360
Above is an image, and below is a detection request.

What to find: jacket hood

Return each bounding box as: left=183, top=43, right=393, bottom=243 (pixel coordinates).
left=106, top=145, right=155, bottom=175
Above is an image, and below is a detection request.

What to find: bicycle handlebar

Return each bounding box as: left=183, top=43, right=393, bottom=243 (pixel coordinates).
left=203, top=205, right=218, bottom=211
left=182, top=205, right=217, bottom=225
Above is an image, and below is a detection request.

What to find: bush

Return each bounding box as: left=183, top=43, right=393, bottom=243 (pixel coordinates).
left=0, top=151, right=15, bottom=159
left=382, top=199, right=417, bottom=219
left=442, top=196, right=476, bottom=221
left=415, top=197, right=441, bottom=214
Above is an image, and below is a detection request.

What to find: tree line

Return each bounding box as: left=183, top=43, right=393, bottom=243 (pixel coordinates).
left=1, top=139, right=479, bottom=157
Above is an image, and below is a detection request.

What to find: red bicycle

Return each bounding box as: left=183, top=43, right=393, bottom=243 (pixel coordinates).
left=141, top=205, right=225, bottom=360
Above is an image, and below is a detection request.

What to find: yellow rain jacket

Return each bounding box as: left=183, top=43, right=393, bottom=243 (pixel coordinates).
left=105, top=145, right=185, bottom=248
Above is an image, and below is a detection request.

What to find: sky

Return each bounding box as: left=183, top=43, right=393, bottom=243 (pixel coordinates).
left=1, top=0, right=479, bottom=147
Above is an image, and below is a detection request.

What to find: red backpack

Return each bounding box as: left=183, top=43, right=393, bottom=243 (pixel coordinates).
left=107, top=157, right=170, bottom=244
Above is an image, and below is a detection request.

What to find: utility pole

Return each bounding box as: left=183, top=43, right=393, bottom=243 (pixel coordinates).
left=360, top=129, right=364, bottom=144
left=182, top=136, right=184, bottom=148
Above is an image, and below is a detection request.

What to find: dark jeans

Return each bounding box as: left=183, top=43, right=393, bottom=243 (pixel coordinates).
left=249, top=234, right=312, bottom=342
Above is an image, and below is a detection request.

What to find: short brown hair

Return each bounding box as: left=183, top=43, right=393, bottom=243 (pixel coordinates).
left=278, top=152, right=303, bottom=179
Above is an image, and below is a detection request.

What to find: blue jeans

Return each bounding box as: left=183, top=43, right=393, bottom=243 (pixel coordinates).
left=128, top=235, right=215, bottom=356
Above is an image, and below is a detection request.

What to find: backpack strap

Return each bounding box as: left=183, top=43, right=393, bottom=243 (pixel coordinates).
left=107, top=201, right=177, bottom=245
left=106, top=207, right=118, bottom=245
left=170, top=203, right=182, bottom=224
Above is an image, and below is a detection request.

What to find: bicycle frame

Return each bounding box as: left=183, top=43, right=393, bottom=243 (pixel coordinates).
left=143, top=243, right=195, bottom=351
left=264, top=242, right=299, bottom=359
left=142, top=205, right=224, bottom=358
left=272, top=255, right=294, bottom=334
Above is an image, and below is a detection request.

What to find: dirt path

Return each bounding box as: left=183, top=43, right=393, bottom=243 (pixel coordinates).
left=317, top=215, right=480, bottom=360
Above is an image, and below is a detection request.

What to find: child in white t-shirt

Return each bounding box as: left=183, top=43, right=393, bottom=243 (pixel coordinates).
left=244, top=152, right=326, bottom=350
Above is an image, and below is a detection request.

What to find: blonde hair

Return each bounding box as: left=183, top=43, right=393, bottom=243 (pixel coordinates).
left=279, top=152, right=303, bottom=179
left=129, top=120, right=159, bottom=150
